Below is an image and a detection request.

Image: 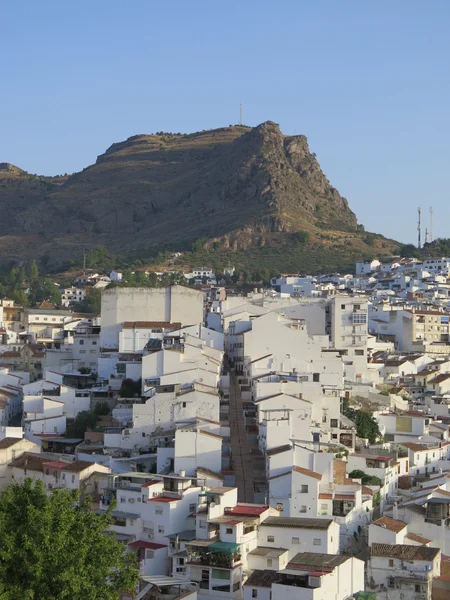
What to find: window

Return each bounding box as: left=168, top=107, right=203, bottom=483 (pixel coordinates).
left=313, top=373, right=320, bottom=382
left=155, top=506, right=163, bottom=515
left=71, top=475, right=75, bottom=483
left=252, top=590, right=258, bottom=598
left=182, top=402, right=186, bottom=408
left=300, top=505, right=307, bottom=513
left=92, top=341, right=97, bottom=345
left=79, top=339, right=84, bottom=345
left=267, top=535, right=275, bottom=543
left=388, top=559, right=394, bottom=567
left=145, top=550, right=154, bottom=559
left=341, top=304, right=346, bottom=309
left=267, top=559, right=272, bottom=567
left=300, top=484, right=308, bottom=493
left=226, top=528, right=233, bottom=534
left=330, top=418, right=338, bottom=428
left=211, top=569, right=230, bottom=580
left=313, top=539, right=321, bottom=546
left=120, top=497, right=126, bottom=503
left=292, top=537, right=299, bottom=544
left=199, top=520, right=206, bottom=529
left=158, top=526, right=164, bottom=534
left=352, top=313, right=367, bottom=324
left=189, top=503, right=197, bottom=513
left=354, top=304, right=361, bottom=310
left=355, top=349, right=364, bottom=356
left=142, top=432, right=146, bottom=437
left=332, top=434, right=338, bottom=439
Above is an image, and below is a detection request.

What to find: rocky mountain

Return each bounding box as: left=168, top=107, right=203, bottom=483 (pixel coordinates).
left=0, top=122, right=398, bottom=269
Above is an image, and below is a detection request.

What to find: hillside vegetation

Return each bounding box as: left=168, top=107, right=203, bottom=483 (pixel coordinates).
left=0, top=122, right=400, bottom=272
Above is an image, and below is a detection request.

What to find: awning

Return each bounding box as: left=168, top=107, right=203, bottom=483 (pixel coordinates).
left=209, top=541, right=240, bottom=553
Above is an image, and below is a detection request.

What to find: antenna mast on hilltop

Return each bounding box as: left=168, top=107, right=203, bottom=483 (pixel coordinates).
left=239, top=102, right=243, bottom=126
left=417, top=207, right=422, bottom=249
left=429, top=206, right=434, bottom=243
left=425, top=228, right=429, bottom=244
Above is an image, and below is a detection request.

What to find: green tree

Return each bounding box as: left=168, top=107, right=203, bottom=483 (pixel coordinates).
left=343, top=405, right=381, bottom=444
left=147, top=272, right=159, bottom=287
left=10, top=289, right=29, bottom=307
left=260, top=267, right=270, bottom=283
left=348, top=469, right=383, bottom=487
left=65, top=410, right=98, bottom=438
left=400, top=243, right=421, bottom=259
left=93, top=401, right=111, bottom=416
left=28, top=278, right=61, bottom=305
left=0, top=479, right=138, bottom=600
left=295, top=230, right=310, bottom=245
left=78, top=287, right=102, bottom=314
left=86, top=247, right=114, bottom=271
left=29, top=259, right=39, bottom=280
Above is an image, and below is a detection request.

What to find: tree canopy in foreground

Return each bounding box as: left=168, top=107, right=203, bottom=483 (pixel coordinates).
left=0, top=479, right=138, bottom=600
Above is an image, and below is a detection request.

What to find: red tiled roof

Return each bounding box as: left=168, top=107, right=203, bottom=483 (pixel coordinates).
left=373, top=516, right=407, bottom=533
left=225, top=504, right=269, bottom=517
left=43, top=461, right=66, bottom=469
left=140, top=480, right=161, bottom=488
left=405, top=532, right=431, bottom=545
left=128, top=540, right=167, bottom=550
left=148, top=496, right=178, bottom=503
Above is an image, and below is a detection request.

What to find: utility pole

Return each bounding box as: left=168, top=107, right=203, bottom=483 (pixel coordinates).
left=83, top=248, right=86, bottom=275
left=429, top=206, right=433, bottom=243
left=239, top=101, right=242, bottom=126
left=417, top=207, right=422, bottom=249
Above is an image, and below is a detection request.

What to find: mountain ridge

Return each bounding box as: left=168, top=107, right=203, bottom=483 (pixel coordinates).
left=0, top=121, right=399, bottom=270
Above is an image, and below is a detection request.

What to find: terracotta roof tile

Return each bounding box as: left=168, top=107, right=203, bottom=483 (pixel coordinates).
left=371, top=543, right=440, bottom=561
left=293, top=465, right=322, bottom=481
left=373, top=516, right=407, bottom=533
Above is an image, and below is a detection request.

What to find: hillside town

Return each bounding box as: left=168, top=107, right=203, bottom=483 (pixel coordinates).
left=3, top=256, right=450, bottom=599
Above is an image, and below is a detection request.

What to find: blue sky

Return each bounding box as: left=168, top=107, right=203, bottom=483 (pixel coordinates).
left=1, top=0, right=449, bottom=243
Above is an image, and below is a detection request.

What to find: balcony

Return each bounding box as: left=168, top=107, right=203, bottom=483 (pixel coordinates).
left=187, top=541, right=241, bottom=568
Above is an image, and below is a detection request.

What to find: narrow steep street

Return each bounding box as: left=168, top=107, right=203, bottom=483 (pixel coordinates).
left=229, top=372, right=255, bottom=503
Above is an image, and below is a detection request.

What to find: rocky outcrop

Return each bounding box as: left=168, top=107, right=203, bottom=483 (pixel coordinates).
left=0, top=121, right=366, bottom=264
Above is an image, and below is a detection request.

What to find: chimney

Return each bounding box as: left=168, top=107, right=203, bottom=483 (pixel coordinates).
left=179, top=470, right=186, bottom=477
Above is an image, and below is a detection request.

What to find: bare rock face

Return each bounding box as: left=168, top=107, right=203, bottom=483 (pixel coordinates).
left=0, top=122, right=359, bottom=260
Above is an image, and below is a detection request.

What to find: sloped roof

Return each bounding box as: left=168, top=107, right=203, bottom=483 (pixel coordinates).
left=0, top=437, right=23, bottom=450
left=371, top=543, right=440, bottom=561
left=293, top=465, right=322, bottom=481
left=261, top=516, right=333, bottom=530
left=372, top=516, right=407, bottom=533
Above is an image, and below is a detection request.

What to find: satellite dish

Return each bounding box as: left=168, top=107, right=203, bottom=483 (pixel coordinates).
left=209, top=502, right=216, bottom=508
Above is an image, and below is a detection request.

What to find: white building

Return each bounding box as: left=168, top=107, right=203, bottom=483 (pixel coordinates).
left=244, top=553, right=365, bottom=600
left=100, top=286, right=204, bottom=351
